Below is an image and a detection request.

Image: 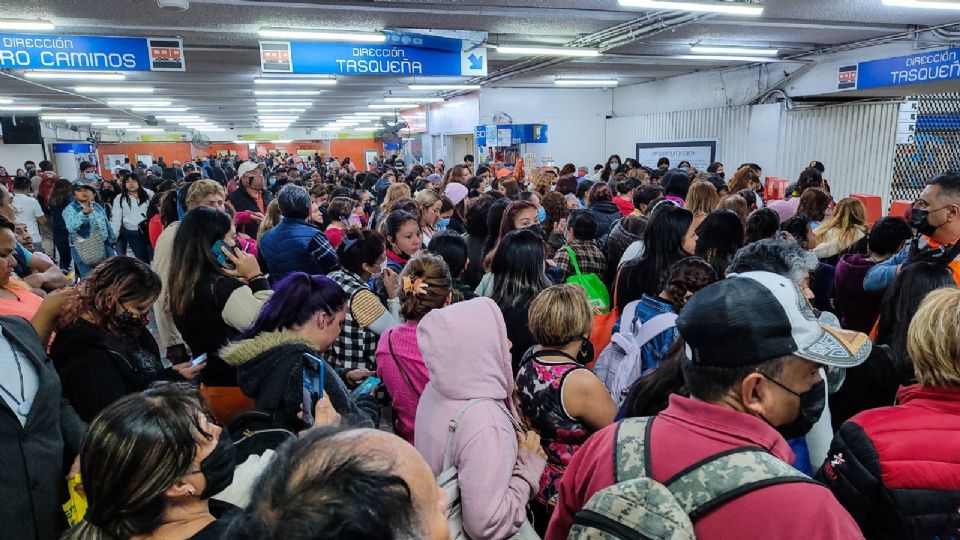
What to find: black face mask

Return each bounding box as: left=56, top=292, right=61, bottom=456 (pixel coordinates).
left=199, top=430, right=237, bottom=499
left=717, top=172, right=725, bottom=181
left=760, top=376, right=826, bottom=440
left=526, top=223, right=544, bottom=238
left=910, top=207, right=940, bottom=238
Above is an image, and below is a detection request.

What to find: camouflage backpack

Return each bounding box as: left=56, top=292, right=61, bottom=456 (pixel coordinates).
left=569, top=417, right=818, bottom=539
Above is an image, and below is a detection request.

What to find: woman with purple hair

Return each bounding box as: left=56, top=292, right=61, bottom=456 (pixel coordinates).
left=220, top=272, right=379, bottom=430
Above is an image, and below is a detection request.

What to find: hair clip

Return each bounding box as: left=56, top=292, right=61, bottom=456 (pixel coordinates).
left=402, top=276, right=428, bottom=296
left=341, top=237, right=360, bottom=252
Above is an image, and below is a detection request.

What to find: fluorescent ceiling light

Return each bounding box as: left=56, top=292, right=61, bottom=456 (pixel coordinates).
left=369, top=103, right=419, bottom=109
left=0, top=18, right=55, bottom=31
left=408, top=84, right=481, bottom=91
left=40, top=114, right=93, bottom=124
left=91, top=120, right=127, bottom=125
left=555, top=78, right=619, bottom=86
left=353, top=111, right=392, bottom=116
left=270, top=139, right=293, bottom=143
left=882, top=0, right=960, bottom=7
left=195, top=128, right=227, bottom=132
left=2, top=105, right=42, bottom=112
left=256, top=100, right=313, bottom=106
left=128, top=128, right=164, bottom=132
left=0, top=98, right=12, bottom=104
left=159, top=115, right=203, bottom=120
left=254, top=77, right=336, bottom=86
left=254, top=90, right=322, bottom=96
left=673, top=54, right=780, bottom=62
left=131, top=106, right=189, bottom=112
left=383, top=97, right=444, bottom=103
left=690, top=45, right=778, bottom=55
left=259, top=28, right=385, bottom=43
left=495, top=45, right=601, bottom=57
left=107, top=99, right=171, bottom=106
left=257, top=108, right=306, bottom=113
left=257, top=116, right=299, bottom=121
left=24, top=71, right=125, bottom=81
left=105, top=123, right=133, bottom=128
left=75, top=86, right=155, bottom=93
left=618, top=0, right=764, bottom=15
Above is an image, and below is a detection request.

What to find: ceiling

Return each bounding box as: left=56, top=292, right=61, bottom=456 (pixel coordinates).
left=0, top=0, right=959, bottom=136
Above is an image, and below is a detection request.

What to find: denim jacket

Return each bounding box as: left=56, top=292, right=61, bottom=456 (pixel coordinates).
left=613, top=293, right=679, bottom=375
left=63, top=200, right=117, bottom=244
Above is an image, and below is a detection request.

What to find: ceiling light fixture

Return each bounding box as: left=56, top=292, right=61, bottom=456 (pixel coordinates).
left=408, top=84, right=481, bottom=91
left=131, top=106, right=189, bottom=112
left=383, top=97, right=444, bottom=103
left=159, top=115, right=203, bottom=120
left=254, top=77, right=337, bottom=86
left=690, top=45, right=778, bottom=55
left=617, top=0, right=764, bottom=15
left=75, top=86, right=155, bottom=93
left=673, top=54, right=780, bottom=62
left=0, top=18, right=55, bottom=31
left=495, top=45, right=601, bottom=57
left=254, top=90, right=322, bottom=96
left=256, top=100, right=314, bottom=106
left=105, top=123, right=133, bottom=129
left=259, top=28, right=386, bottom=43
left=107, top=99, right=172, bottom=106
left=554, top=78, right=619, bottom=87
left=24, top=71, right=126, bottom=81
left=0, top=98, right=12, bottom=105
left=270, top=139, right=293, bottom=143
left=39, top=114, right=90, bottom=121
left=128, top=128, right=165, bottom=132
left=257, top=108, right=306, bottom=113
left=257, top=115, right=299, bottom=120
left=881, top=0, right=960, bottom=8
left=91, top=120, right=127, bottom=125
left=353, top=111, right=392, bottom=116
left=1, top=105, right=42, bottom=112
left=368, top=103, right=419, bottom=109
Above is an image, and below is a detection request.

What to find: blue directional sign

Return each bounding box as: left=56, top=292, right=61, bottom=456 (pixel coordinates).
left=840, top=47, right=960, bottom=91
left=260, top=40, right=487, bottom=77
left=0, top=33, right=185, bottom=71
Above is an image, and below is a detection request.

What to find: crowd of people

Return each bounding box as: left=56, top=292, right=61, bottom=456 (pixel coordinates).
left=1, top=150, right=959, bottom=540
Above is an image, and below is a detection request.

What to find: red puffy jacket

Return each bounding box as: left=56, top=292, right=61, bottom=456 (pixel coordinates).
left=816, top=384, right=960, bottom=539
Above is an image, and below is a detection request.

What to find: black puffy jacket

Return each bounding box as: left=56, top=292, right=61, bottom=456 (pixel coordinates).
left=815, top=384, right=960, bottom=539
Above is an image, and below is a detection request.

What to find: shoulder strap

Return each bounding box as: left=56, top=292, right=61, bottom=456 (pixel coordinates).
left=387, top=328, right=420, bottom=398
left=664, top=447, right=820, bottom=523
left=565, top=246, right=582, bottom=276
left=631, top=312, right=679, bottom=349
left=613, top=416, right=655, bottom=483
left=442, top=398, right=522, bottom=471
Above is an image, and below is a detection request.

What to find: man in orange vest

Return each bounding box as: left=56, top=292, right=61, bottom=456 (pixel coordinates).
left=864, top=172, right=960, bottom=291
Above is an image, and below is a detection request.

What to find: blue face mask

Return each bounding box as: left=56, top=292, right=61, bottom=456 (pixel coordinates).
left=537, top=207, right=547, bottom=223
left=84, top=172, right=97, bottom=181
left=437, top=217, right=451, bottom=229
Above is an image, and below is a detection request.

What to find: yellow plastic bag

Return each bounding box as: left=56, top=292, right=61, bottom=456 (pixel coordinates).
left=62, top=474, right=87, bottom=527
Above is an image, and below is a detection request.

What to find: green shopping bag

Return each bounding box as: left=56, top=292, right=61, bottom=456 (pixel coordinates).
left=564, top=246, right=611, bottom=314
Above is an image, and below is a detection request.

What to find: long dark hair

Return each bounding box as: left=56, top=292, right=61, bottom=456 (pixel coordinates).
left=490, top=229, right=551, bottom=309
left=48, top=178, right=75, bottom=207
left=120, top=173, right=150, bottom=208
left=623, top=338, right=688, bottom=418
left=241, top=273, right=347, bottom=338
left=616, top=204, right=693, bottom=310
left=62, top=384, right=213, bottom=540
left=59, top=256, right=161, bottom=336
left=694, top=210, right=744, bottom=279
left=661, top=257, right=718, bottom=312
left=168, top=207, right=233, bottom=316
left=876, top=262, right=955, bottom=374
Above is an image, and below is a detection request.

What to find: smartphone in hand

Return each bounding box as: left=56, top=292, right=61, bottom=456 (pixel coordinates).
left=190, top=353, right=207, bottom=367
left=210, top=240, right=237, bottom=269
left=351, top=376, right=381, bottom=397
left=302, top=353, right=325, bottom=425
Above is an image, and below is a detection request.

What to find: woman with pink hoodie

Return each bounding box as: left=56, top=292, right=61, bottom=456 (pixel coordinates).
left=415, top=297, right=547, bottom=539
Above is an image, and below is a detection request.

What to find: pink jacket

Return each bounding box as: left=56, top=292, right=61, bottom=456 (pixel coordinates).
left=376, top=322, right=430, bottom=443
left=415, top=298, right=546, bottom=540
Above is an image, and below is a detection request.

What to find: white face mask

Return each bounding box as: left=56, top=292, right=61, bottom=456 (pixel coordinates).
left=610, top=162, right=620, bottom=171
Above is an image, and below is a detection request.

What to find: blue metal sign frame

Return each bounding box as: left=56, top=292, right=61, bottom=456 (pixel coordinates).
left=0, top=33, right=185, bottom=71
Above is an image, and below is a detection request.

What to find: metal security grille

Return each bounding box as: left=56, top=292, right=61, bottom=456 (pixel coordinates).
left=891, top=92, right=960, bottom=204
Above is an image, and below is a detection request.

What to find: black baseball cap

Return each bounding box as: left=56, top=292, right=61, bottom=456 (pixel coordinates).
left=677, top=271, right=871, bottom=368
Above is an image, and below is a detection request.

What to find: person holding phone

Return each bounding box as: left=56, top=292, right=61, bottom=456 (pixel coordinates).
left=220, top=272, right=379, bottom=430
left=168, top=207, right=272, bottom=423
left=227, top=161, right=272, bottom=238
